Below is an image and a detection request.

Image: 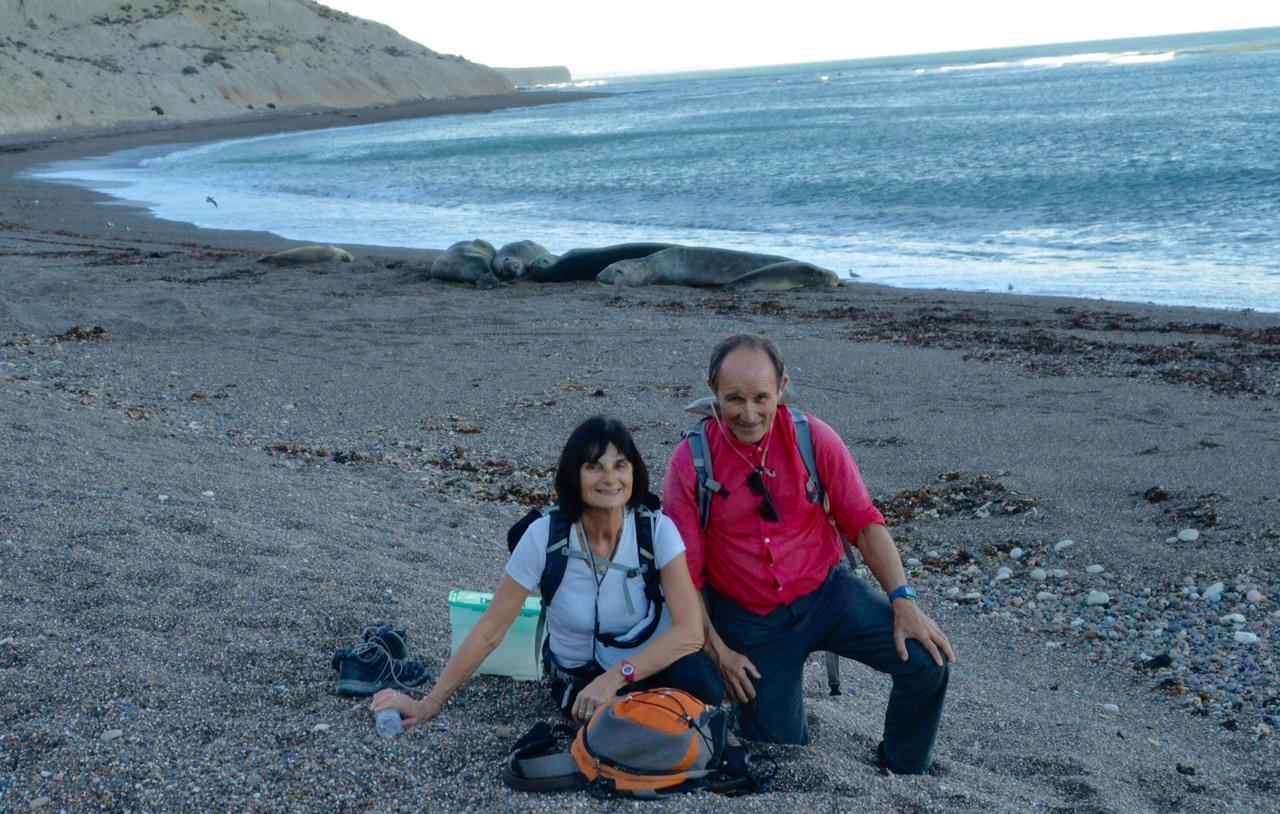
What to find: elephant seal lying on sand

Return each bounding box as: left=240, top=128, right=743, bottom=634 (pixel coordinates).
left=532, top=242, right=675, bottom=282
left=431, top=239, right=499, bottom=288
left=723, top=261, right=840, bottom=291
left=492, top=240, right=558, bottom=280
left=257, top=245, right=354, bottom=266
left=598, top=246, right=791, bottom=287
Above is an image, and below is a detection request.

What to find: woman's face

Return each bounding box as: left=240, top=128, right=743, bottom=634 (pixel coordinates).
left=579, top=443, right=633, bottom=512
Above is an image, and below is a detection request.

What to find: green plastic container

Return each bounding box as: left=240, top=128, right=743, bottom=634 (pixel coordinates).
left=447, top=590, right=544, bottom=681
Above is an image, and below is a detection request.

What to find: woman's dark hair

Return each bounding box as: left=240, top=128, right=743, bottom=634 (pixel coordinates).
left=554, top=415, right=650, bottom=522
left=708, top=333, right=785, bottom=390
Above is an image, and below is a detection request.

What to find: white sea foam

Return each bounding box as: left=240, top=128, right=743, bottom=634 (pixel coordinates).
left=926, top=50, right=1178, bottom=75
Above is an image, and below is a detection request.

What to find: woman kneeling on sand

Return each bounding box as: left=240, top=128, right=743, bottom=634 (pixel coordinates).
left=372, top=415, right=722, bottom=728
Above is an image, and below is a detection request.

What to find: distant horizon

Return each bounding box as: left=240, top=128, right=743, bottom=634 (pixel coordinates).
left=318, top=1, right=1280, bottom=77
left=579, top=25, right=1280, bottom=80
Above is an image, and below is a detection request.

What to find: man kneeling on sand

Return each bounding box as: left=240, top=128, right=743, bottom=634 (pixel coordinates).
left=662, top=333, right=955, bottom=774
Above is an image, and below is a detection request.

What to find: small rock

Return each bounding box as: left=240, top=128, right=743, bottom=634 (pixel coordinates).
left=1165, top=536, right=1179, bottom=544
left=1219, top=613, right=1246, bottom=625
left=995, top=567, right=1012, bottom=581
left=906, top=557, right=921, bottom=567
left=1246, top=589, right=1264, bottom=604
left=1054, top=539, right=1074, bottom=552
left=1087, top=590, right=1110, bottom=606
left=311, top=723, right=330, bottom=732
left=1052, top=569, right=1068, bottom=579
left=100, top=729, right=123, bottom=742
left=1201, top=582, right=1225, bottom=602
left=157, top=495, right=169, bottom=503
left=1086, top=564, right=1105, bottom=575
left=1177, top=529, right=1200, bottom=543
left=946, top=586, right=960, bottom=597
left=1102, top=703, right=1119, bottom=713
left=1036, top=591, right=1057, bottom=602
left=202, top=490, right=215, bottom=498
left=1176, top=763, right=1197, bottom=776
left=0, top=637, right=13, bottom=647
left=493, top=724, right=518, bottom=738
left=1009, top=547, right=1024, bottom=560
left=1234, top=631, right=1259, bottom=644
left=1029, top=568, right=1047, bottom=582
left=30, top=797, right=51, bottom=810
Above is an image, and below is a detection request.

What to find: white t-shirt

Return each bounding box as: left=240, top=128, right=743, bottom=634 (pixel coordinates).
left=506, top=509, right=686, bottom=669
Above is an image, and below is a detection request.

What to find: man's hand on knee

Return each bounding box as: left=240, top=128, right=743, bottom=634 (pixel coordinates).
left=892, top=602, right=957, bottom=667
left=711, top=643, right=761, bottom=704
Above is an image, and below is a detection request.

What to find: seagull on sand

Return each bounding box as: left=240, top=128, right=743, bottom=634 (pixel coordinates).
left=206, top=196, right=218, bottom=208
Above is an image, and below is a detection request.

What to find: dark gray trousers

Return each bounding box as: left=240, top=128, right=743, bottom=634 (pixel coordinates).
left=709, top=566, right=949, bottom=774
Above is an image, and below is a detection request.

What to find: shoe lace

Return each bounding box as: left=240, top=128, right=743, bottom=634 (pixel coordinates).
left=349, top=638, right=427, bottom=693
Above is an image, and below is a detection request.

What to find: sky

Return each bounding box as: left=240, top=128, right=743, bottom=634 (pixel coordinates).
left=318, top=1, right=1280, bottom=78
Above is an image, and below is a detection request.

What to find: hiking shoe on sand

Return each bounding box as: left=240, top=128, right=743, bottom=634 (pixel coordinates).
left=361, top=624, right=409, bottom=661
left=331, top=639, right=431, bottom=697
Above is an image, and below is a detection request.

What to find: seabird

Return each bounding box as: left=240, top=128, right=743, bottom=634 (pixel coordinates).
left=206, top=196, right=218, bottom=208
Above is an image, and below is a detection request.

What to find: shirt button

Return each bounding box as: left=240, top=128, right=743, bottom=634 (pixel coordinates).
left=763, top=537, right=771, bottom=544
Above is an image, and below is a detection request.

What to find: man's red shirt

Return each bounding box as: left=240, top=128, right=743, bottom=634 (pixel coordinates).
left=663, top=407, right=886, bottom=615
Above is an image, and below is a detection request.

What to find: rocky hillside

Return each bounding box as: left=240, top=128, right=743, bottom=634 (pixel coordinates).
left=0, top=0, right=514, bottom=135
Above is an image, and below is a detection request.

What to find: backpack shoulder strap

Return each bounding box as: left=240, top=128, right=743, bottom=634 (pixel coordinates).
left=634, top=507, right=662, bottom=603
left=681, top=419, right=724, bottom=529
left=540, top=507, right=571, bottom=610
left=787, top=406, right=824, bottom=507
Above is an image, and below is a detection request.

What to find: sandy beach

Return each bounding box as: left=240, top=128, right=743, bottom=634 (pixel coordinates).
left=2, top=97, right=1279, bottom=812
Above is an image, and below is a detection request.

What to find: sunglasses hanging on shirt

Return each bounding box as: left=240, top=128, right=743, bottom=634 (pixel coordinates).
left=746, top=467, right=780, bottom=522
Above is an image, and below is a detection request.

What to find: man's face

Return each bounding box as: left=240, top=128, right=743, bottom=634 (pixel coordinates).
left=711, top=348, right=788, bottom=445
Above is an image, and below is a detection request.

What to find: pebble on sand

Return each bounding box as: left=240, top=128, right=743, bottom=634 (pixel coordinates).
left=1087, top=590, right=1110, bottom=606
left=1234, top=631, right=1259, bottom=644
left=202, top=490, right=215, bottom=497
left=1086, top=564, right=1105, bottom=575
left=995, top=567, right=1012, bottom=581
left=1029, top=568, right=1047, bottom=582
left=312, top=723, right=330, bottom=732
left=1177, top=528, right=1200, bottom=542
left=1247, top=589, right=1264, bottom=604
left=100, top=729, right=123, bottom=743
left=1201, top=582, right=1225, bottom=602
left=1054, top=539, right=1074, bottom=552
left=1009, top=547, right=1024, bottom=560
left=1102, top=703, right=1120, bottom=713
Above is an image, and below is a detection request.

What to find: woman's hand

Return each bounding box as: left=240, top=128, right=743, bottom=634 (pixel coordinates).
left=571, top=671, right=625, bottom=724
left=370, top=688, right=441, bottom=730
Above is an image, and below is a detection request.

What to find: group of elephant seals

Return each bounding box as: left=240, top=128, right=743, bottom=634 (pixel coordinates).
left=531, top=242, right=676, bottom=283
left=492, top=240, right=559, bottom=280
left=257, top=245, right=354, bottom=267
left=430, top=239, right=500, bottom=289
left=597, top=247, right=795, bottom=287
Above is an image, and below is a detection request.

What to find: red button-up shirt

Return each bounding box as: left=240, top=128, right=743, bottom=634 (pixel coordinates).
left=663, top=408, right=886, bottom=615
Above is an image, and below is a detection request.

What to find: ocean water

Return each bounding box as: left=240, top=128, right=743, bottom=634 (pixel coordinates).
left=33, top=27, right=1280, bottom=312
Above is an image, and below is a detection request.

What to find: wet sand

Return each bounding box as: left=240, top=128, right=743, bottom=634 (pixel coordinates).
left=2, top=95, right=1279, bottom=812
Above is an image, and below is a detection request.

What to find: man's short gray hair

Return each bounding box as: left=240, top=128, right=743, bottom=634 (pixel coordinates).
left=708, top=334, right=785, bottom=390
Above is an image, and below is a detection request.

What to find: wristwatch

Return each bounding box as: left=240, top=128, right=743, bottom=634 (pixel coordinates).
left=888, top=585, right=919, bottom=603
left=619, top=660, right=637, bottom=684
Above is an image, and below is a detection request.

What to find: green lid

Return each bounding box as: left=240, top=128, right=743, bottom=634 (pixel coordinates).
left=448, top=589, right=542, bottom=618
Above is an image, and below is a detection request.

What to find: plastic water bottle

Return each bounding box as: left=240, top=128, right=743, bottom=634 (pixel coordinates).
left=375, top=709, right=402, bottom=739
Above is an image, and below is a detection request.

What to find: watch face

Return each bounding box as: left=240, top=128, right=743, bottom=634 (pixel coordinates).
left=621, top=662, right=635, bottom=677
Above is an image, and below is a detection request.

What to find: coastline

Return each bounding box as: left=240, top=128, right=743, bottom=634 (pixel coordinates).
left=2, top=96, right=1279, bottom=811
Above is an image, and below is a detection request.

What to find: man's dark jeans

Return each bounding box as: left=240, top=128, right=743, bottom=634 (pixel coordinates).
left=709, top=566, right=949, bottom=774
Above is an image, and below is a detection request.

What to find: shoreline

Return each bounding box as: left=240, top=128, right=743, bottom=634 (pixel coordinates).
left=3, top=94, right=1276, bottom=316
left=2, top=93, right=1279, bottom=811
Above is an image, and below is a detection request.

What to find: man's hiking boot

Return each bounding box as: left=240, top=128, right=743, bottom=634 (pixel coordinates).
left=331, top=639, right=431, bottom=697
left=361, top=623, right=409, bottom=661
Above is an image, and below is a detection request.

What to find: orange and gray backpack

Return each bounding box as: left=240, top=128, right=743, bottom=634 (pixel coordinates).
left=503, top=688, right=771, bottom=799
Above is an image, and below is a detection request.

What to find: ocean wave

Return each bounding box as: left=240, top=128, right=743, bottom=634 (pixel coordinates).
left=918, top=50, right=1177, bottom=76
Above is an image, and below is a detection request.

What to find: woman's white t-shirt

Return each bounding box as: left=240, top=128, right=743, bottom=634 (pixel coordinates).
left=505, top=509, right=686, bottom=669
